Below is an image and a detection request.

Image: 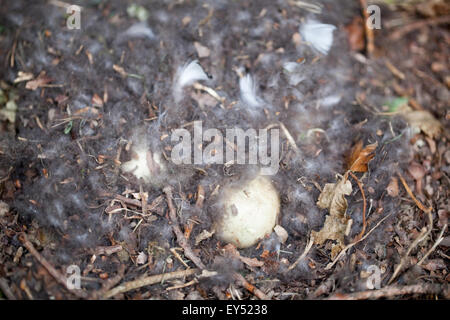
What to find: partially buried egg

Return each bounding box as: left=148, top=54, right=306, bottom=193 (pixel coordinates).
left=215, top=175, right=280, bottom=248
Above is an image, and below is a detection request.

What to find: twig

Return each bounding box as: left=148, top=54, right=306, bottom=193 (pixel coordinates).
left=232, top=272, right=269, bottom=300
left=325, top=213, right=392, bottom=270
left=349, top=171, right=367, bottom=241
left=0, top=278, right=16, bottom=300
left=285, top=234, right=314, bottom=272
left=103, top=268, right=199, bottom=299
left=90, top=264, right=126, bottom=299
left=183, top=184, right=206, bottom=240
left=327, top=283, right=449, bottom=300
left=385, top=60, right=405, bottom=80
left=418, top=224, right=448, bottom=266
left=170, top=248, right=190, bottom=269
left=390, top=15, right=450, bottom=41
left=388, top=223, right=431, bottom=284
left=265, top=122, right=300, bottom=154
left=164, top=186, right=206, bottom=269
left=18, top=233, right=88, bottom=298
left=166, top=278, right=198, bottom=291
left=397, top=171, right=432, bottom=213
left=195, top=185, right=205, bottom=209
left=387, top=171, right=435, bottom=283
left=192, top=83, right=226, bottom=109
left=360, top=0, right=375, bottom=57
left=93, top=245, right=123, bottom=256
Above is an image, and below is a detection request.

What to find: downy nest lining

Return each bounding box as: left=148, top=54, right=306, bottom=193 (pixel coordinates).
left=214, top=174, right=280, bottom=248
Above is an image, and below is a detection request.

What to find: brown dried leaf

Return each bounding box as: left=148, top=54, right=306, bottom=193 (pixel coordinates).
left=73, top=106, right=100, bottom=118
left=316, top=177, right=353, bottom=217
left=347, top=140, right=378, bottom=172
left=195, top=229, right=214, bottom=245
left=25, top=71, right=52, bottom=90
left=223, top=244, right=264, bottom=268
left=407, top=162, right=425, bottom=180
left=91, top=93, right=104, bottom=107
left=402, top=110, right=442, bottom=139
left=386, top=177, right=399, bottom=197
left=313, top=176, right=352, bottom=259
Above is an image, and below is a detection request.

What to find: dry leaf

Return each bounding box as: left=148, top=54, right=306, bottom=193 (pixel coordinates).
left=223, top=244, right=264, bottom=268
left=274, top=225, right=288, bottom=243
left=316, top=176, right=352, bottom=216
left=312, top=175, right=352, bottom=259
left=347, top=140, right=378, bottom=172
left=386, top=177, right=399, bottom=197
left=92, top=93, right=104, bottom=107
left=194, top=42, right=210, bottom=58
left=73, top=106, right=100, bottom=118
left=14, top=71, right=34, bottom=84
left=402, top=109, right=442, bottom=139
left=182, top=16, right=192, bottom=26
left=25, top=71, right=52, bottom=90
left=195, top=229, right=214, bottom=245
left=136, top=251, right=147, bottom=265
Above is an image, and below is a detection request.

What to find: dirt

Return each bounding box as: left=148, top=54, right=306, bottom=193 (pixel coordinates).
left=0, top=0, right=448, bottom=300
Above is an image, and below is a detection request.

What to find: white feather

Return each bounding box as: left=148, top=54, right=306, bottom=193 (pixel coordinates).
left=175, top=60, right=209, bottom=89
left=239, top=74, right=263, bottom=108
left=122, top=22, right=156, bottom=40
left=283, top=61, right=306, bottom=86
left=300, top=20, right=336, bottom=55
left=173, top=60, right=209, bottom=101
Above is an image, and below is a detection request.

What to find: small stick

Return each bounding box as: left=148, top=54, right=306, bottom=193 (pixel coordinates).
left=388, top=225, right=430, bottom=284
left=265, top=122, right=300, bottom=154
left=327, top=283, right=449, bottom=300
left=103, top=268, right=199, bottom=299
left=388, top=172, right=434, bottom=283
left=93, top=245, right=123, bottom=256
left=90, top=264, right=126, bottom=299
left=360, top=0, right=375, bottom=57
left=18, top=233, right=88, bottom=299
left=166, top=278, right=198, bottom=291
left=193, top=83, right=226, bottom=108
left=232, top=272, right=269, bottom=300
left=385, top=60, right=405, bottom=80
left=285, top=234, right=314, bottom=272
left=195, top=185, right=205, bottom=209
left=170, top=248, right=190, bottom=269
left=418, top=224, right=448, bottom=266
left=390, top=15, right=450, bottom=41
left=349, top=171, right=367, bottom=241
left=397, top=171, right=432, bottom=213
left=183, top=185, right=206, bottom=240
left=164, top=186, right=206, bottom=269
